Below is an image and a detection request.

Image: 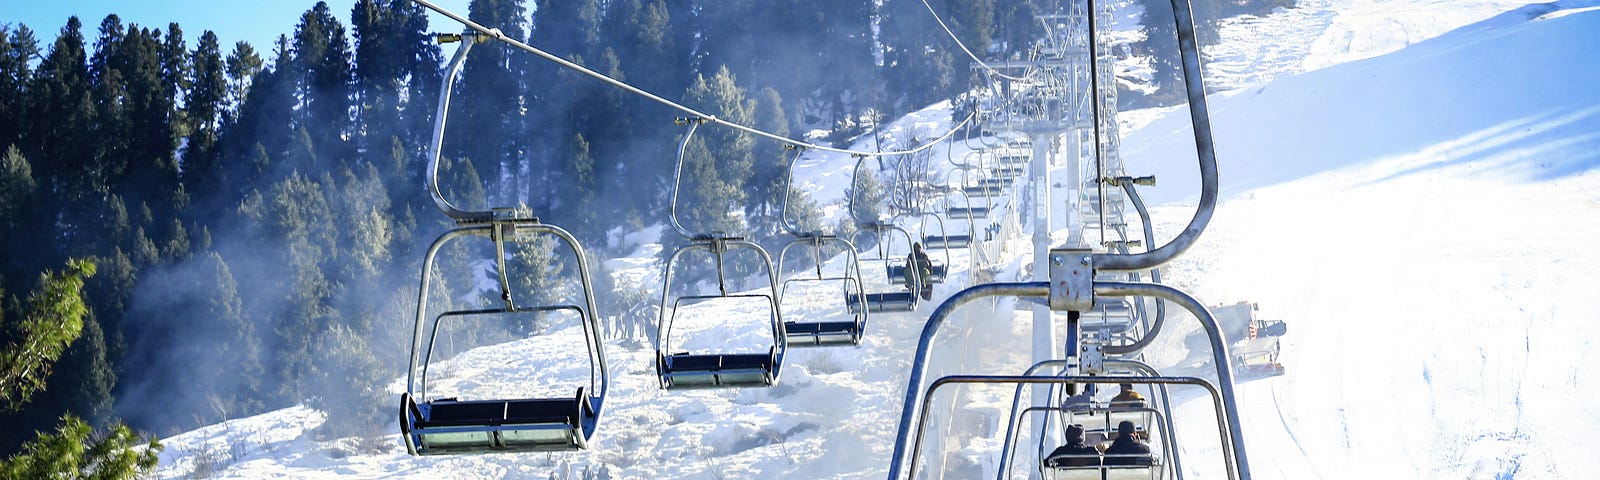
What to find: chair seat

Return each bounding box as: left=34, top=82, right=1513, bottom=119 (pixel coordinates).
left=658, top=349, right=778, bottom=389
left=785, top=320, right=863, bottom=346
left=923, top=235, right=971, bottom=248
left=886, top=264, right=947, bottom=284
left=404, top=390, right=594, bottom=455
left=845, top=291, right=917, bottom=313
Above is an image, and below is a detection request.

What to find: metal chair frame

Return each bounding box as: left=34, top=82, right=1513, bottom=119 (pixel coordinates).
left=402, top=34, right=606, bottom=455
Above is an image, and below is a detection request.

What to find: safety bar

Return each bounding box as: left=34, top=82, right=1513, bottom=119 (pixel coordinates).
left=912, top=375, right=1230, bottom=480
left=408, top=221, right=607, bottom=403
left=885, top=281, right=1249, bottom=480
left=995, top=359, right=1184, bottom=480
left=1008, top=405, right=1174, bottom=480
left=655, top=237, right=787, bottom=360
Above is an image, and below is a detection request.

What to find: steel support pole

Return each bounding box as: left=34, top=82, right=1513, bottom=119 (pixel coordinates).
left=1027, top=131, right=1058, bottom=480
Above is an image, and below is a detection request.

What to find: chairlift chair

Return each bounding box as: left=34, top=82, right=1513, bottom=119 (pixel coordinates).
left=402, top=33, right=606, bottom=455
left=1027, top=405, right=1171, bottom=480
left=922, top=187, right=977, bottom=249
left=844, top=155, right=922, bottom=313
left=654, top=119, right=786, bottom=389
left=773, top=146, right=869, bottom=347
left=887, top=211, right=951, bottom=285
left=995, top=359, right=1184, bottom=480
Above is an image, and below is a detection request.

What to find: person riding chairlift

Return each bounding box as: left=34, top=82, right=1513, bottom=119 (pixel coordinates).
left=1103, top=420, right=1154, bottom=466
left=905, top=242, right=934, bottom=301
left=1110, top=383, right=1146, bottom=407
left=1043, top=424, right=1100, bottom=468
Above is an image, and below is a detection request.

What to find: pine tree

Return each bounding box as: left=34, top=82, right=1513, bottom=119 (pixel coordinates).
left=746, top=87, right=790, bottom=236
left=0, top=259, right=95, bottom=411
left=223, top=41, right=262, bottom=121
left=0, top=414, right=159, bottom=480
left=879, top=0, right=957, bottom=112
left=292, top=2, right=354, bottom=162
left=452, top=0, right=527, bottom=206
left=185, top=31, right=228, bottom=199
left=353, top=0, right=436, bottom=152
left=0, top=146, right=34, bottom=231
left=24, top=17, right=93, bottom=196
left=114, top=26, right=181, bottom=218
left=0, top=25, right=40, bottom=148
left=678, top=67, right=756, bottom=236
left=994, top=0, right=1044, bottom=58
left=192, top=252, right=264, bottom=421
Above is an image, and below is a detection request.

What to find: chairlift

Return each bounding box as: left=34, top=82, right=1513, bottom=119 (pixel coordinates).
left=401, top=33, right=606, bottom=455
left=654, top=118, right=786, bottom=389
left=922, top=186, right=977, bottom=249
left=844, top=155, right=922, bottom=313
left=888, top=210, right=951, bottom=285
left=1031, top=404, right=1171, bottom=480
left=773, top=146, right=869, bottom=346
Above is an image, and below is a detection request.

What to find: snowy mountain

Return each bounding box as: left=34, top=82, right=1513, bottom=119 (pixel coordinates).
left=153, top=1, right=1600, bottom=478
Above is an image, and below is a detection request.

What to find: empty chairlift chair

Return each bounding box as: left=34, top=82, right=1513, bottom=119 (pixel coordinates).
left=401, top=33, right=606, bottom=455
left=655, top=119, right=786, bottom=389
left=843, top=156, right=921, bottom=313
left=921, top=187, right=976, bottom=249
left=773, top=146, right=869, bottom=346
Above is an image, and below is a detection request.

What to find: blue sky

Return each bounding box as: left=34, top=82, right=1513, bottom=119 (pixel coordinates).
left=5, top=0, right=472, bottom=58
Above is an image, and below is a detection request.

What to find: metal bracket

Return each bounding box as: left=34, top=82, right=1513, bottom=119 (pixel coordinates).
left=1080, top=337, right=1105, bottom=375
left=1048, top=246, right=1094, bottom=311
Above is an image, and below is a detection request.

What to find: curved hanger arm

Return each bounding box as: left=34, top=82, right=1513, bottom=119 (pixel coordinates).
left=424, top=35, right=494, bottom=223
left=667, top=119, right=705, bottom=240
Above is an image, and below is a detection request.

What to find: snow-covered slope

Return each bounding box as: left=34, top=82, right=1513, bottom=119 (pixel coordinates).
left=153, top=1, right=1600, bottom=479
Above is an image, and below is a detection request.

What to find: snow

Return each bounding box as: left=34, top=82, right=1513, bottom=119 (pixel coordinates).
left=152, top=1, right=1600, bottom=479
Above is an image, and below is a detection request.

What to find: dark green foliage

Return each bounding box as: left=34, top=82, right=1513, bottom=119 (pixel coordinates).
left=848, top=161, right=887, bottom=224
left=185, top=31, right=228, bottom=199
left=746, top=87, right=791, bottom=237
left=0, top=146, right=34, bottom=230
left=0, top=414, right=159, bottom=480
left=304, top=324, right=388, bottom=438
left=352, top=0, right=438, bottom=151
left=223, top=41, right=262, bottom=119
left=24, top=17, right=94, bottom=195
left=451, top=0, right=527, bottom=204
left=880, top=0, right=957, bottom=112
left=0, top=25, right=39, bottom=148
left=292, top=2, right=354, bottom=160
left=0, top=259, right=95, bottom=412
left=674, top=67, right=756, bottom=237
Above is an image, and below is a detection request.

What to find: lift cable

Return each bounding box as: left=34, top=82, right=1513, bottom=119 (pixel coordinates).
left=413, top=0, right=976, bottom=158
left=914, top=0, right=1028, bottom=82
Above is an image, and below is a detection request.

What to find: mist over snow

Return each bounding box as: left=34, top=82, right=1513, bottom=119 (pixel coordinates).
left=153, top=1, right=1600, bottom=479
